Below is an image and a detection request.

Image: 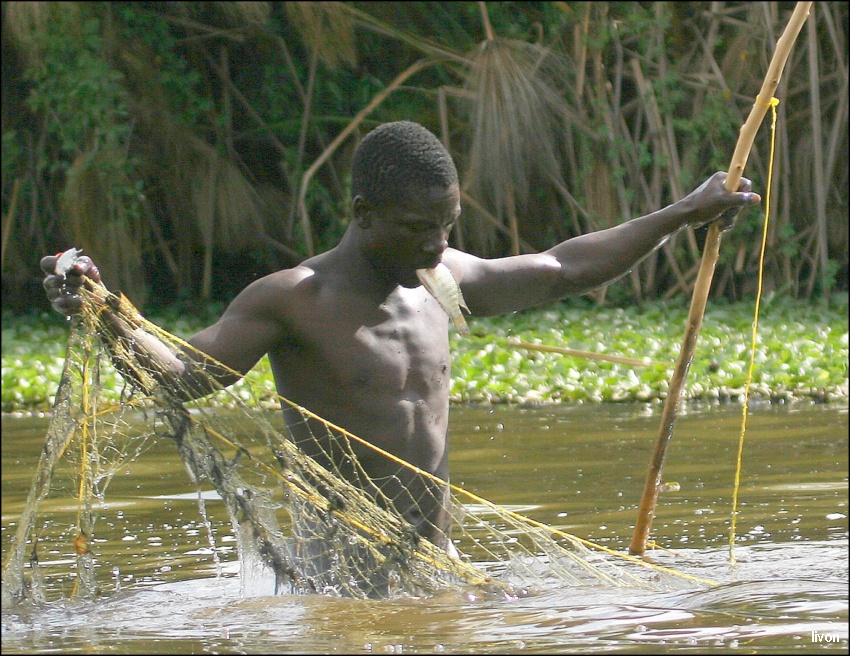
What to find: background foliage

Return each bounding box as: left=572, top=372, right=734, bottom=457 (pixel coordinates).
left=2, top=1, right=847, bottom=313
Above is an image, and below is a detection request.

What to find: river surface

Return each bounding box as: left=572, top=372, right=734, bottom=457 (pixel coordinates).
left=2, top=402, right=848, bottom=654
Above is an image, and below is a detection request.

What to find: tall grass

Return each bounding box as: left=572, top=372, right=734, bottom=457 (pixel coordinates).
left=2, top=3, right=846, bottom=310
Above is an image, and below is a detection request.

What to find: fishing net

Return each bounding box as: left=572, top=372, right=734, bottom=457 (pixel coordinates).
left=2, top=279, right=709, bottom=605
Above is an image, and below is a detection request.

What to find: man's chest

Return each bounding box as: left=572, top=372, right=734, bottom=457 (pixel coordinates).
left=275, top=286, right=452, bottom=395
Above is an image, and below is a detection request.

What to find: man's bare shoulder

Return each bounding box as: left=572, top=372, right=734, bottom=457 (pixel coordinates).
left=248, top=264, right=316, bottom=292
left=226, top=264, right=319, bottom=316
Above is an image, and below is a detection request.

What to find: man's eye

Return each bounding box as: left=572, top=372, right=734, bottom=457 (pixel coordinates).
left=406, top=220, right=453, bottom=234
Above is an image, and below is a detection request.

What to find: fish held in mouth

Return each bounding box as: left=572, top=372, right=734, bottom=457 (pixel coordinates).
left=416, top=263, right=470, bottom=335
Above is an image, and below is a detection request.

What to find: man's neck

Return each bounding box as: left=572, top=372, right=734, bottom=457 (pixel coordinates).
left=327, top=229, right=402, bottom=300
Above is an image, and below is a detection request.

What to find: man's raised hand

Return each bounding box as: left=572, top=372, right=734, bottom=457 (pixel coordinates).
left=685, top=171, right=761, bottom=232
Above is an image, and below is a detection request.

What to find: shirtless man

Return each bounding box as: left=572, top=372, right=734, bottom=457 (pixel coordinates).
left=42, top=120, right=759, bottom=558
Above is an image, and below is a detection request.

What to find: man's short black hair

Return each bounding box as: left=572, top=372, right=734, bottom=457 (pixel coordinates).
left=351, top=121, right=458, bottom=207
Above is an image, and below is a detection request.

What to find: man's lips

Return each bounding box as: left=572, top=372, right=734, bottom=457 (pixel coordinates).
left=418, top=257, right=442, bottom=270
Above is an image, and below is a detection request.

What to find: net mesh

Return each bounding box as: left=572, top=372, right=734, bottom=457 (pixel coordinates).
left=3, top=281, right=711, bottom=605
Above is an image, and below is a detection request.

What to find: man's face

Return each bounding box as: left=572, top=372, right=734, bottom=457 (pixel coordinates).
left=358, top=184, right=461, bottom=287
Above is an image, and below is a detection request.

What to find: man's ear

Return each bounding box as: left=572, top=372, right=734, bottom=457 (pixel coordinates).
left=352, top=195, right=372, bottom=229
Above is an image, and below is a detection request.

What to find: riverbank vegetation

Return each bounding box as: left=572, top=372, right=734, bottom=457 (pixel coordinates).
left=3, top=295, right=846, bottom=414
left=2, top=2, right=847, bottom=313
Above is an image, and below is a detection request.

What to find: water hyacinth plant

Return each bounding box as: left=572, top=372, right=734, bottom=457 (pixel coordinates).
left=3, top=295, right=847, bottom=414
left=449, top=297, right=848, bottom=405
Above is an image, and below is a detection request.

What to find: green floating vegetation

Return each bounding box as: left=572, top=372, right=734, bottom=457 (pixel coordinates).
left=3, top=295, right=848, bottom=414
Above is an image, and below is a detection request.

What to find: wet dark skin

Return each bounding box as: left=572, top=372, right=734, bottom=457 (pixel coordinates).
left=43, top=170, right=759, bottom=553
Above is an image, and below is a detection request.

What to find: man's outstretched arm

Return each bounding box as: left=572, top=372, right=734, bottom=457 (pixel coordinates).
left=41, top=253, right=280, bottom=400
left=448, top=172, right=760, bottom=316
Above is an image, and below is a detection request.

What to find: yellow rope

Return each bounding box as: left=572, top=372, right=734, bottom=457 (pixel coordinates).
left=729, top=96, right=780, bottom=566
left=290, top=402, right=719, bottom=587
left=70, top=333, right=93, bottom=598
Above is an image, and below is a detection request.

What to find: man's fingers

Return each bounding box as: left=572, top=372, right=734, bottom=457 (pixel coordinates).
left=73, top=256, right=101, bottom=283
left=62, top=255, right=102, bottom=284
left=40, top=255, right=59, bottom=275
left=64, top=270, right=86, bottom=286
left=736, top=176, right=753, bottom=192
left=44, top=278, right=62, bottom=301
left=41, top=250, right=102, bottom=316
left=719, top=174, right=759, bottom=206
left=739, top=191, right=761, bottom=206
left=709, top=173, right=759, bottom=232
left=53, top=295, right=83, bottom=314
left=41, top=252, right=98, bottom=316
left=717, top=207, right=740, bottom=232
left=42, top=253, right=102, bottom=284
left=734, top=177, right=760, bottom=206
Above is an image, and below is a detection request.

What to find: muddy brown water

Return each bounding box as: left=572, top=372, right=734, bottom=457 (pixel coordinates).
left=2, top=402, right=847, bottom=654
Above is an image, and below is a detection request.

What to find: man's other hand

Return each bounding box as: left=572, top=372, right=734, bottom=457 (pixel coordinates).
left=41, top=250, right=102, bottom=315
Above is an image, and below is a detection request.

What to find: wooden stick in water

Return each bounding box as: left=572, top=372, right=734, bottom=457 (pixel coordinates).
left=629, top=1, right=813, bottom=557
left=514, top=341, right=663, bottom=368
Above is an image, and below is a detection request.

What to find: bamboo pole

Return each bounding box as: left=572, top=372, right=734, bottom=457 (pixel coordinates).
left=629, top=1, right=813, bottom=557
